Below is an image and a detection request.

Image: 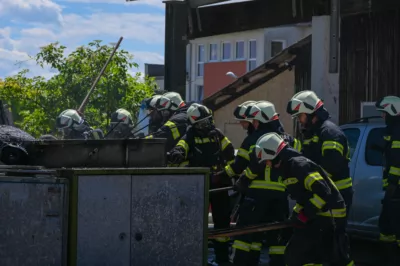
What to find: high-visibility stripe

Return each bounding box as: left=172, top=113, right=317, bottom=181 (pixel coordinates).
left=249, top=180, right=286, bottom=191
left=225, top=164, right=236, bottom=177
left=392, top=141, right=400, bottom=149
left=215, top=236, right=230, bottom=243
left=379, top=233, right=396, bottom=242
left=310, top=194, right=326, bottom=209
left=293, top=204, right=346, bottom=218
left=244, top=167, right=257, bottom=179
left=237, top=148, right=250, bottom=161
left=303, top=136, right=319, bottom=145
left=304, top=172, right=324, bottom=191
left=232, top=240, right=250, bottom=252
left=250, top=242, right=262, bottom=251
left=293, top=138, right=302, bottom=152
left=164, top=121, right=180, bottom=140
left=322, top=140, right=344, bottom=156
left=221, top=137, right=231, bottom=151
left=384, top=135, right=391, bottom=141
left=335, top=177, right=353, bottom=190
left=389, top=166, right=400, bottom=176
left=145, top=135, right=153, bottom=139
left=177, top=140, right=189, bottom=157
left=269, top=245, right=285, bottom=255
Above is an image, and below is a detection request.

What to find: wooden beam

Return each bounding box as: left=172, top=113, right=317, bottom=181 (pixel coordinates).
left=188, top=0, right=318, bottom=39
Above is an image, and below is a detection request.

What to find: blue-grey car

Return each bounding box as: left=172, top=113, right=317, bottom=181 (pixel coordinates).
left=340, top=117, right=386, bottom=241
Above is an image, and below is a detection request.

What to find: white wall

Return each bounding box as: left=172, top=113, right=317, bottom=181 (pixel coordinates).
left=311, top=16, right=339, bottom=124
left=186, top=24, right=312, bottom=102
left=187, top=29, right=265, bottom=102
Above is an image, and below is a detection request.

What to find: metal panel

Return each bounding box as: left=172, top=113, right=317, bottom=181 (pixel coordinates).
left=76, top=175, right=131, bottom=266
left=130, top=174, right=206, bottom=266
left=0, top=176, right=68, bottom=266
left=339, top=10, right=400, bottom=124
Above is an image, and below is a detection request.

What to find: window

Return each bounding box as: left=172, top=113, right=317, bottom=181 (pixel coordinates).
left=197, top=85, right=204, bottom=102
left=197, top=44, right=204, bottom=77
left=270, top=40, right=286, bottom=57
left=365, top=128, right=385, bottom=166
left=209, top=43, right=218, bottom=61
left=248, top=40, right=257, bottom=71
left=235, top=41, right=245, bottom=59
left=343, top=128, right=361, bottom=159
left=222, top=42, right=231, bottom=60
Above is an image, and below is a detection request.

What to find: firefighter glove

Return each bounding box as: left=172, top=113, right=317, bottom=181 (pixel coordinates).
left=234, top=175, right=251, bottom=194
left=167, top=150, right=184, bottom=164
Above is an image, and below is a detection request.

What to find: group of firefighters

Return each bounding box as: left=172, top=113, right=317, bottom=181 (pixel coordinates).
left=53, top=90, right=400, bottom=266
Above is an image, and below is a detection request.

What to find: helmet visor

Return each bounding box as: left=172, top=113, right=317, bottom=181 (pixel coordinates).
left=56, top=115, right=73, bottom=129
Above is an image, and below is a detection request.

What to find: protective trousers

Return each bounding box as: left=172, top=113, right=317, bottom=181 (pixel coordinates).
left=285, top=218, right=335, bottom=266
left=231, top=189, right=288, bottom=266
left=379, top=199, right=400, bottom=266
left=210, top=184, right=232, bottom=264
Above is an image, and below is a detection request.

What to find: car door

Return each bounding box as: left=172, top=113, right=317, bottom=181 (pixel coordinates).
left=341, top=125, right=366, bottom=220
left=349, top=125, right=385, bottom=236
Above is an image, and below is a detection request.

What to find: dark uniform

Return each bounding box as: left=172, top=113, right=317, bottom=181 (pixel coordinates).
left=170, top=126, right=235, bottom=264
left=378, top=124, right=400, bottom=264
left=232, top=132, right=301, bottom=266
left=145, top=105, right=190, bottom=152
left=280, top=148, right=348, bottom=266
left=301, top=119, right=353, bottom=217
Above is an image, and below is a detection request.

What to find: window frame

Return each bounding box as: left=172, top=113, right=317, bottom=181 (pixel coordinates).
left=197, top=44, right=205, bottom=77
left=235, top=40, right=245, bottom=60
left=248, top=39, right=257, bottom=71
left=365, top=127, right=385, bottom=166
left=270, top=39, right=287, bottom=58
left=209, top=43, right=218, bottom=62
left=196, top=85, right=204, bottom=102
left=342, top=128, right=361, bottom=160
left=221, top=42, right=232, bottom=61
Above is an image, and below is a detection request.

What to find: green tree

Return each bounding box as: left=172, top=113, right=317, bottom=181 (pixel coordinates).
left=0, top=40, right=156, bottom=137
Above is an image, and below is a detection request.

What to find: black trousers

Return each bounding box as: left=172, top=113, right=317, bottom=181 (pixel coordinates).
left=210, top=184, right=232, bottom=263
left=379, top=198, right=400, bottom=265
left=285, top=217, right=335, bottom=266
left=231, top=189, right=289, bottom=266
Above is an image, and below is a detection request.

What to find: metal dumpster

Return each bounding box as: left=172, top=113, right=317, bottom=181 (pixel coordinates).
left=0, top=166, right=69, bottom=266
left=24, top=138, right=167, bottom=168
left=64, top=167, right=210, bottom=266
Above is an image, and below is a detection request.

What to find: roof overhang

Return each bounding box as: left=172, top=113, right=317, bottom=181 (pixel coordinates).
left=203, top=35, right=312, bottom=111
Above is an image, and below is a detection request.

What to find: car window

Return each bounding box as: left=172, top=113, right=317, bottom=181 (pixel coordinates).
left=342, top=128, right=361, bottom=159
left=365, top=127, right=385, bottom=166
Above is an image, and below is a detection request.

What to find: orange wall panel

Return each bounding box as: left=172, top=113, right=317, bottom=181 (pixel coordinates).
left=204, top=61, right=247, bottom=98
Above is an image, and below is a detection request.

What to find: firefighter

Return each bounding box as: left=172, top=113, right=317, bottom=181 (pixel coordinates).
left=168, top=103, right=235, bottom=266
left=375, top=95, right=400, bottom=265
left=286, top=90, right=354, bottom=266
left=144, top=94, right=165, bottom=134
left=56, top=109, right=104, bottom=140
left=105, top=108, right=133, bottom=139
left=145, top=92, right=189, bottom=152
left=255, top=132, right=349, bottom=265
left=230, top=101, right=301, bottom=266
left=214, top=100, right=257, bottom=182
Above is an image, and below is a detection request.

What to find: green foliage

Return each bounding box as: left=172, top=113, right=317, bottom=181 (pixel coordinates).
left=0, top=40, right=156, bottom=137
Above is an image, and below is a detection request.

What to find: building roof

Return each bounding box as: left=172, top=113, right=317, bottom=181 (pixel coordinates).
left=203, top=35, right=311, bottom=111
left=144, top=64, right=165, bottom=78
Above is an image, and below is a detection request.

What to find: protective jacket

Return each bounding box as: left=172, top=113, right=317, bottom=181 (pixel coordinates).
left=302, top=118, right=353, bottom=193
left=382, top=124, right=400, bottom=194
left=281, top=148, right=346, bottom=221
left=145, top=105, right=190, bottom=152
left=172, top=126, right=235, bottom=169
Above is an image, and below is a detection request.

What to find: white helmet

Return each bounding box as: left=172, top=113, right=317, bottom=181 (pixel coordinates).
left=286, top=90, right=324, bottom=117
left=255, top=132, right=287, bottom=162
left=56, top=109, right=84, bottom=130
left=187, top=103, right=213, bottom=125
left=375, top=96, right=400, bottom=116
left=111, top=108, right=133, bottom=125
left=244, top=101, right=279, bottom=123
left=233, top=100, right=256, bottom=122
left=162, top=92, right=185, bottom=111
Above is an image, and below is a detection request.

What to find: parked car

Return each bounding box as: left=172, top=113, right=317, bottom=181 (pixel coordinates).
left=340, top=116, right=385, bottom=241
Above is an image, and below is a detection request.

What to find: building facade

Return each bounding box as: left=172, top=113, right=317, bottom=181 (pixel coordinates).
left=185, top=24, right=312, bottom=102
